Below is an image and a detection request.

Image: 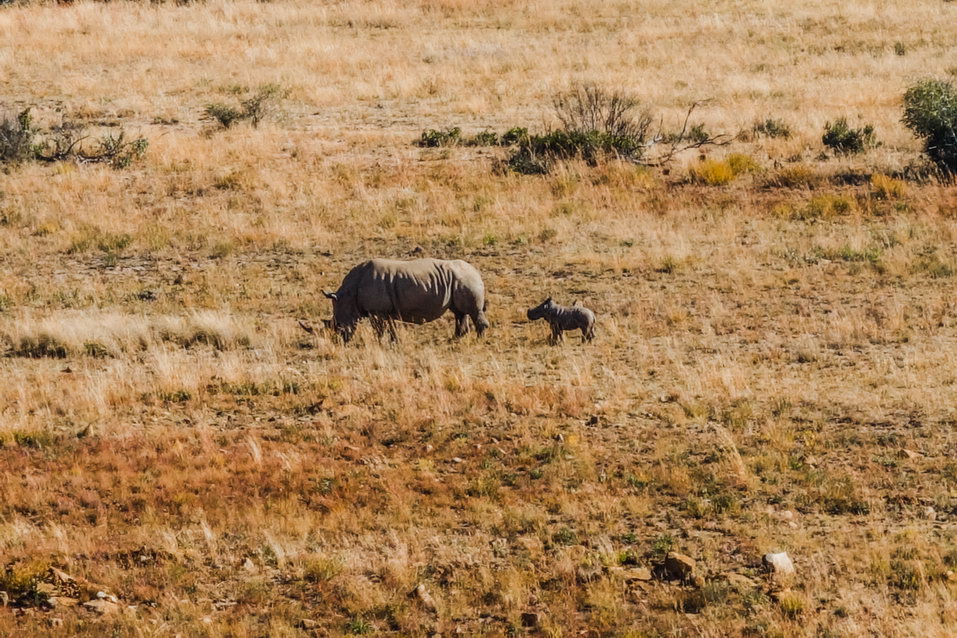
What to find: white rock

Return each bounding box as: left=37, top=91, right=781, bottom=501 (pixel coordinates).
left=763, top=552, right=796, bottom=576
left=409, top=583, right=438, bottom=613
left=83, top=599, right=119, bottom=615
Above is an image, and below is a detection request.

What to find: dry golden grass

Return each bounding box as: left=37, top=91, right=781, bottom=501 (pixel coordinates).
left=2, top=0, right=957, bottom=636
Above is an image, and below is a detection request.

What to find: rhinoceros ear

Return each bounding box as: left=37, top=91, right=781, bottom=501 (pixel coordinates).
left=323, top=290, right=338, bottom=300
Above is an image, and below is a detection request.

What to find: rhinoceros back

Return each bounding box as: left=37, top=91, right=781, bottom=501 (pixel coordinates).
left=348, top=258, right=484, bottom=324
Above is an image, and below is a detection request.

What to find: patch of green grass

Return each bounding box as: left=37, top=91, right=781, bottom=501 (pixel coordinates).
left=753, top=118, right=792, bottom=139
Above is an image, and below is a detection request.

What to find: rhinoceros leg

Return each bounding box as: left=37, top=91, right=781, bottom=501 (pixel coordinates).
left=369, top=316, right=399, bottom=342
left=453, top=311, right=470, bottom=338
left=369, top=316, right=385, bottom=340
left=470, top=310, right=489, bottom=337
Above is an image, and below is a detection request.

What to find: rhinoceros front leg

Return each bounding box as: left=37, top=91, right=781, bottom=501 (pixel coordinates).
left=385, top=318, right=399, bottom=342
left=549, top=323, right=564, bottom=345
left=453, top=311, right=470, bottom=338
left=471, top=310, right=489, bottom=337
left=369, top=316, right=386, bottom=341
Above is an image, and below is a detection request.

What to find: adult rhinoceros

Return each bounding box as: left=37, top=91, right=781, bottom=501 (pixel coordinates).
left=321, top=258, right=489, bottom=343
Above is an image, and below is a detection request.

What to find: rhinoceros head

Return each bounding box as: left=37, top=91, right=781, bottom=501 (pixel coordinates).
left=323, top=290, right=358, bottom=343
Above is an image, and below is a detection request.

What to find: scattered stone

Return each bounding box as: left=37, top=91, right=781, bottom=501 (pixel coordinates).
left=899, top=449, right=922, bottom=460
left=585, top=415, right=600, bottom=426
left=51, top=568, right=75, bottom=585
left=299, top=618, right=319, bottom=629
left=242, top=558, right=257, bottom=573
left=35, top=583, right=57, bottom=598
left=520, top=612, right=539, bottom=628
left=96, top=591, right=119, bottom=603
left=576, top=564, right=603, bottom=583
left=48, top=618, right=63, bottom=628
left=923, top=506, right=937, bottom=520
left=83, top=599, right=119, bottom=615
left=0, top=591, right=8, bottom=607
left=46, top=597, right=78, bottom=609
left=409, top=583, right=437, bottom=613
left=763, top=552, right=796, bottom=577
left=624, top=567, right=653, bottom=582
left=451, top=457, right=464, bottom=464
left=661, top=552, right=696, bottom=581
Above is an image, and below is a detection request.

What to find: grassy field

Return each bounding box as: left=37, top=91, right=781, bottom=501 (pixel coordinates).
left=2, top=0, right=957, bottom=636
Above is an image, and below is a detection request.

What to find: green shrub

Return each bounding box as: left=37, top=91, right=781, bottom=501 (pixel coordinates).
left=0, top=109, right=36, bottom=164
left=822, top=117, right=877, bottom=154
left=753, top=117, right=792, bottom=139
left=415, top=127, right=461, bottom=147
left=205, top=84, right=285, bottom=130
left=1, top=111, right=148, bottom=169
left=466, top=130, right=499, bottom=146
left=240, top=83, right=283, bottom=126
left=204, top=103, right=244, bottom=129
left=504, top=85, right=653, bottom=174
left=500, top=126, right=529, bottom=145
left=415, top=127, right=525, bottom=148
left=902, top=78, right=957, bottom=175
left=506, top=128, right=647, bottom=174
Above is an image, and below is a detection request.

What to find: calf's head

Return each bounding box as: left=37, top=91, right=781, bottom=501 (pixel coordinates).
left=527, top=297, right=555, bottom=321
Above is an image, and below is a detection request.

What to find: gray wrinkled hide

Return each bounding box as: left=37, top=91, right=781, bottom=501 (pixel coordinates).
left=326, top=258, right=489, bottom=342
left=527, top=297, right=596, bottom=344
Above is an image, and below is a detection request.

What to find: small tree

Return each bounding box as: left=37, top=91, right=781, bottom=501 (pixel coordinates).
left=902, top=78, right=957, bottom=175
left=205, top=83, right=285, bottom=130
left=504, top=85, right=727, bottom=174
left=0, top=109, right=36, bottom=164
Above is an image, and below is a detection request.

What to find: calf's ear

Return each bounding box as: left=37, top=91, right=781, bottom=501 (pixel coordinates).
left=323, top=290, right=338, bottom=300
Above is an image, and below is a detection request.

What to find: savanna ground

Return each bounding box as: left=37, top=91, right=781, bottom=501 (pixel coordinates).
left=2, top=1, right=957, bottom=636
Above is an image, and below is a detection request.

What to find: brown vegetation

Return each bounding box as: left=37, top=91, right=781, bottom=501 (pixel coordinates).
left=1, top=0, right=957, bottom=636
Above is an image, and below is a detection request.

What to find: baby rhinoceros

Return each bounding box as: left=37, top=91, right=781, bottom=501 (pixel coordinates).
left=527, top=297, right=596, bottom=345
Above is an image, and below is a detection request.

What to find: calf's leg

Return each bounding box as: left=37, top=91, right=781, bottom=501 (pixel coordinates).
left=550, top=323, right=563, bottom=345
